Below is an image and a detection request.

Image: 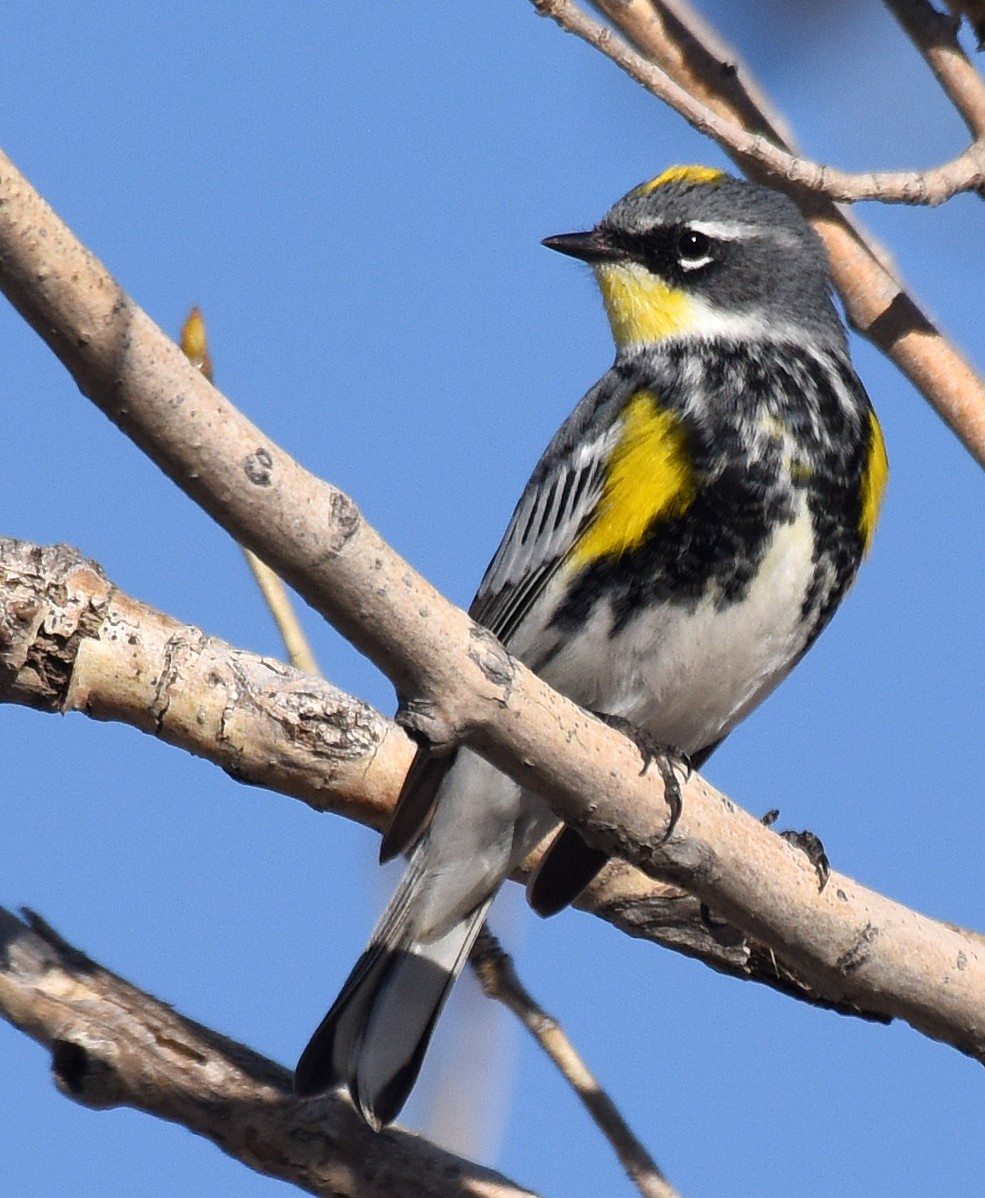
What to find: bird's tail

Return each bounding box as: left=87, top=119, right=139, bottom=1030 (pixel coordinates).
left=294, top=855, right=491, bottom=1129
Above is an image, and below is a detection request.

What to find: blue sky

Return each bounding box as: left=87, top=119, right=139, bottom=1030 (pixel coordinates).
left=2, top=4, right=984, bottom=1196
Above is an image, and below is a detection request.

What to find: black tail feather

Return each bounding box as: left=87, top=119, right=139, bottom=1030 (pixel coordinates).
left=294, top=903, right=490, bottom=1128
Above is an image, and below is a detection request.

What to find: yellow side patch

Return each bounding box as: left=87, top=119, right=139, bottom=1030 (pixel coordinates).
left=595, top=261, right=694, bottom=347
left=860, top=409, right=888, bottom=554
left=635, top=165, right=726, bottom=195
left=570, top=391, right=696, bottom=567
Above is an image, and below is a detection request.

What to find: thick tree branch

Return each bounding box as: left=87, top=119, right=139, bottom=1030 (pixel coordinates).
left=537, top=0, right=985, bottom=470
left=0, top=534, right=888, bottom=1017
left=0, top=908, right=535, bottom=1198
left=0, top=538, right=409, bottom=834
left=1, top=152, right=984, bottom=1073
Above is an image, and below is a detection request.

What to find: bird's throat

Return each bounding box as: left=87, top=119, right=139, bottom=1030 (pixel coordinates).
left=594, top=261, right=694, bottom=348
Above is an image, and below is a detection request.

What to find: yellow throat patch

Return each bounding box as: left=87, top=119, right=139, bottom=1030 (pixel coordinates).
left=595, top=260, right=694, bottom=348
left=570, top=391, right=696, bottom=568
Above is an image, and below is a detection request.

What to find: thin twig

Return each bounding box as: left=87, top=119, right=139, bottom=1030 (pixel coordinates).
left=471, top=929, right=684, bottom=1198
left=179, top=307, right=321, bottom=675
left=241, top=548, right=321, bottom=674
left=536, top=0, right=985, bottom=203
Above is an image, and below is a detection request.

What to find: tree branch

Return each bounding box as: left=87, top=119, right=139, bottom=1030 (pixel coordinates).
left=590, top=0, right=796, bottom=144
left=0, top=537, right=409, bottom=834
left=471, top=929, right=682, bottom=1198
left=0, top=533, right=891, bottom=1018
left=0, top=907, right=536, bottom=1198
left=1, top=151, right=984, bottom=1073
left=884, top=0, right=985, bottom=138
left=535, top=0, right=985, bottom=203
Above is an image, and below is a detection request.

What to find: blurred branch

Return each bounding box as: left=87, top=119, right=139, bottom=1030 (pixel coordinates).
left=536, top=0, right=985, bottom=470
left=471, top=929, right=683, bottom=1198
left=885, top=0, right=985, bottom=136
left=180, top=306, right=321, bottom=676
left=240, top=549, right=321, bottom=673
left=947, top=0, right=985, bottom=50
left=0, top=907, right=536, bottom=1198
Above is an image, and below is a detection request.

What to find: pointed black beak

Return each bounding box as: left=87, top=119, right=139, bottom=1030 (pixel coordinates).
left=542, top=229, right=624, bottom=264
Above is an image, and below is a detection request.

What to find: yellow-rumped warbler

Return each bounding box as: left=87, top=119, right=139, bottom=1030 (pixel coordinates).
left=295, top=166, right=888, bottom=1126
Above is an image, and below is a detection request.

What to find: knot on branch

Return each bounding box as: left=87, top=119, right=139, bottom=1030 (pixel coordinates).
left=394, top=698, right=462, bottom=752
left=52, top=1038, right=123, bottom=1109
left=467, top=622, right=515, bottom=700
left=242, top=446, right=274, bottom=487
left=323, top=489, right=361, bottom=556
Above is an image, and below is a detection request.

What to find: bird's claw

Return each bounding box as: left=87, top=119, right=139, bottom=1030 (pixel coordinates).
left=592, top=712, right=689, bottom=841
left=762, top=809, right=830, bottom=889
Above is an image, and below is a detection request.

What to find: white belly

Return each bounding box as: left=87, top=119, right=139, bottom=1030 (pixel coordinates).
left=532, top=505, right=819, bottom=753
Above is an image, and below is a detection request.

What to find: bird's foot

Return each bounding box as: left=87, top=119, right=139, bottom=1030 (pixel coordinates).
left=762, top=808, right=830, bottom=889
left=592, top=712, right=690, bottom=841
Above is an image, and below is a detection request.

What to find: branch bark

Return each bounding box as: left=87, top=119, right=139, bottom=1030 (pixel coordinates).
left=0, top=907, right=535, bottom=1198
left=1, top=149, right=984, bottom=1075
left=539, top=0, right=985, bottom=203
left=884, top=0, right=985, bottom=137
left=0, top=538, right=409, bottom=834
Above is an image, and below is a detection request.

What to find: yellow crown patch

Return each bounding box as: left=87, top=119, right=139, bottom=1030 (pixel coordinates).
left=635, top=165, right=726, bottom=195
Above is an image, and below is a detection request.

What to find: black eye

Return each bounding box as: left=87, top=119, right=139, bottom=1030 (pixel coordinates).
left=676, top=228, right=712, bottom=266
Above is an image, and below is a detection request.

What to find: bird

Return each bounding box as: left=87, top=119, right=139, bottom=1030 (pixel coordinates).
left=294, top=165, right=888, bottom=1128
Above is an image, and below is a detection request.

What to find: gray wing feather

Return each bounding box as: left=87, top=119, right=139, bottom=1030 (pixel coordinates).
left=470, top=423, right=618, bottom=642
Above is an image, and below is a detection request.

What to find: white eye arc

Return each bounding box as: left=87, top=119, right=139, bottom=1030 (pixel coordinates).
left=676, top=228, right=714, bottom=272
left=679, top=253, right=714, bottom=272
